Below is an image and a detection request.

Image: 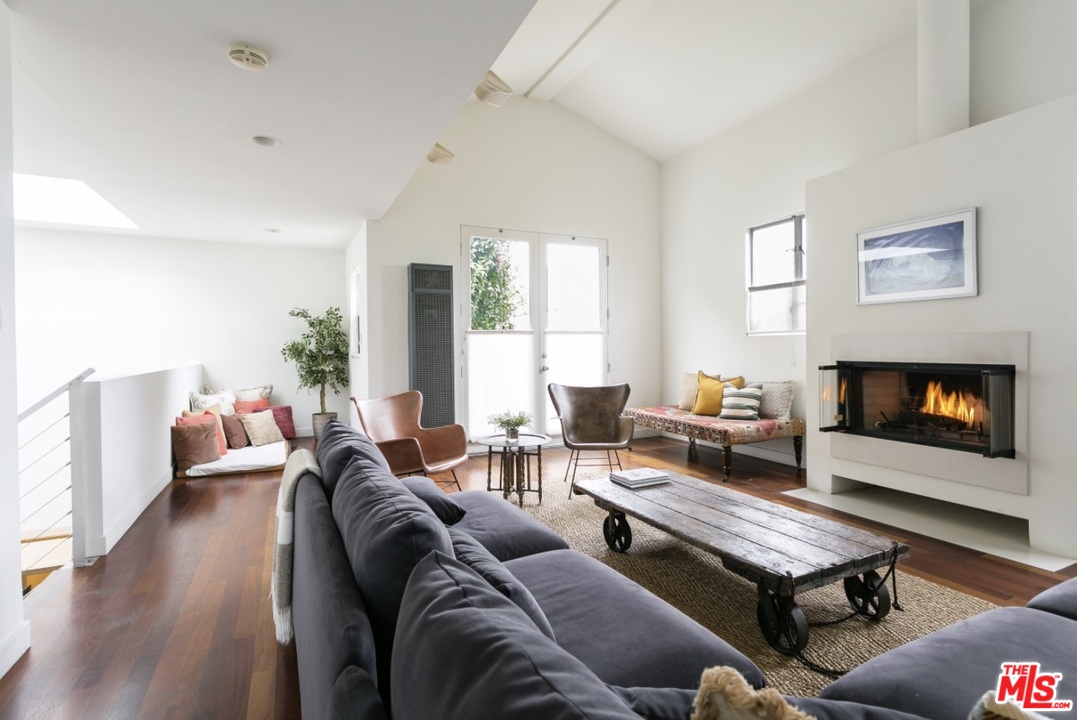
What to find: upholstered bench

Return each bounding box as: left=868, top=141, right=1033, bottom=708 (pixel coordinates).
left=623, top=405, right=804, bottom=480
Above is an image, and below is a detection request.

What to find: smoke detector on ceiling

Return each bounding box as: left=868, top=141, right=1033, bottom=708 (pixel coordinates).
left=228, top=43, right=269, bottom=71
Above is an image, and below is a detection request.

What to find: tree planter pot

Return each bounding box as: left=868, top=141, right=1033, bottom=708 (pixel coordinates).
left=312, top=412, right=338, bottom=440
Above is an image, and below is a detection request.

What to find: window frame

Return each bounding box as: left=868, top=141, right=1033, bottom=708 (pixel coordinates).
left=745, top=213, right=806, bottom=336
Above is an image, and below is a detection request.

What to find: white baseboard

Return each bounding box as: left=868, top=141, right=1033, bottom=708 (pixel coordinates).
left=94, top=465, right=173, bottom=556
left=0, top=620, right=30, bottom=680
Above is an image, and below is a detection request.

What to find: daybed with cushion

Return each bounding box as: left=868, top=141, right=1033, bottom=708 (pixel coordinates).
left=172, top=384, right=296, bottom=479
left=626, top=371, right=805, bottom=480
left=280, top=419, right=1077, bottom=719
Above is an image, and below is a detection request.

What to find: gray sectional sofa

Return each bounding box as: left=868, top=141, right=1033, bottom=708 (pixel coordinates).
left=291, top=420, right=1077, bottom=719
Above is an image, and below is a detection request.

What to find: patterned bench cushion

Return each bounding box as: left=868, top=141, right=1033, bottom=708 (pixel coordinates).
left=624, top=406, right=804, bottom=446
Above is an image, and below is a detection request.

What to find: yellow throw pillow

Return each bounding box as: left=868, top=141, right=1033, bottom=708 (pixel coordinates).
left=720, top=375, right=746, bottom=389
left=693, top=372, right=727, bottom=416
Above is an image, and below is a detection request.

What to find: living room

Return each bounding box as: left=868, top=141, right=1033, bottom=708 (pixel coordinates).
left=2, top=0, right=1077, bottom=703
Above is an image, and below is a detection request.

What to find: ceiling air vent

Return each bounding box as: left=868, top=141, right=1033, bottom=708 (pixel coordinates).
left=228, top=43, right=269, bottom=72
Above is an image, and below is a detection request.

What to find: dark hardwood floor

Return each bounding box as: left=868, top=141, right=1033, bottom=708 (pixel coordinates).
left=0, top=436, right=1072, bottom=718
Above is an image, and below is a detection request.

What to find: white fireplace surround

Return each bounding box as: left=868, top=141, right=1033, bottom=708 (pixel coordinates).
left=828, top=331, right=1028, bottom=496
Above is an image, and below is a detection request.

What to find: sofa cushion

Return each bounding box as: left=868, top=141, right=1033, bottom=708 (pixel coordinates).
left=820, top=606, right=1077, bottom=720
left=446, top=527, right=555, bottom=641
left=332, top=457, right=452, bottom=705
left=690, top=665, right=931, bottom=720
left=506, top=549, right=766, bottom=691
left=402, top=476, right=466, bottom=525
left=327, top=666, right=387, bottom=720
left=391, top=550, right=641, bottom=720
left=787, top=697, right=931, bottom=720
left=292, top=474, right=379, bottom=720
left=451, top=490, right=569, bottom=560
left=610, top=686, right=698, bottom=719
left=1026, top=577, right=1077, bottom=622
left=317, top=420, right=390, bottom=501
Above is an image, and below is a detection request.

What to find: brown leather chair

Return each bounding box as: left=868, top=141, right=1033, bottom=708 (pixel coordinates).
left=548, top=383, right=634, bottom=496
left=351, top=391, right=466, bottom=491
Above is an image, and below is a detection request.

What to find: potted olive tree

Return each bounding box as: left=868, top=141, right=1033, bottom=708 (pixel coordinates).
left=281, top=306, right=350, bottom=439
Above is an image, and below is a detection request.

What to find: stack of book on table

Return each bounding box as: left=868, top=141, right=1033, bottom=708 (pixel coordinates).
left=610, top=467, right=670, bottom=489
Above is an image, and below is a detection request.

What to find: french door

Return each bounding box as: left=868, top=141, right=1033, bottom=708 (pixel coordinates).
left=461, top=226, right=608, bottom=439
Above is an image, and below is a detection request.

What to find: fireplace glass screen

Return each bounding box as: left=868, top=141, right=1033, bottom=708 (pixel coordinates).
left=819, top=361, right=1015, bottom=458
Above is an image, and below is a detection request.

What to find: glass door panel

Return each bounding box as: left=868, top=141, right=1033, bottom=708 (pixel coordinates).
left=463, top=227, right=607, bottom=439
left=466, top=333, right=535, bottom=438
left=541, top=240, right=606, bottom=432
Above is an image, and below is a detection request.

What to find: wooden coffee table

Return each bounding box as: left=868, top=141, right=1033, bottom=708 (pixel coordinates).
left=573, top=471, right=910, bottom=655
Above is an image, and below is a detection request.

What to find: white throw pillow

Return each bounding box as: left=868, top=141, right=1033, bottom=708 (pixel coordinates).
left=679, top=372, right=700, bottom=410
left=759, top=381, right=795, bottom=419
left=238, top=410, right=284, bottom=446
left=204, top=384, right=273, bottom=402
left=191, top=389, right=236, bottom=416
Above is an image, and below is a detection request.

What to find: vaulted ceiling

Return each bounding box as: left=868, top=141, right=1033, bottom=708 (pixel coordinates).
left=8, top=0, right=916, bottom=248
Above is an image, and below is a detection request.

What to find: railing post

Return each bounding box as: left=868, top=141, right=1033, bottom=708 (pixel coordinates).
left=68, top=376, right=88, bottom=567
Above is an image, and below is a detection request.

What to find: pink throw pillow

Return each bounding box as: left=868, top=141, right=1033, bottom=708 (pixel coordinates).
left=234, top=398, right=271, bottom=414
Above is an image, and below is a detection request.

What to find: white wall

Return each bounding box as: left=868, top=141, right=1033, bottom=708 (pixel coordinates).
left=365, top=98, right=662, bottom=419
left=344, top=221, right=369, bottom=426
left=971, top=0, right=1077, bottom=125
left=80, top=365, right=202, bottom=556
left=14, top=229, right=348, bottom=432
left=0, top=2, right=31, bottom=681
left=805, top=92, right=1077, bottom=556
left=660, top=37, right=918, bottom=464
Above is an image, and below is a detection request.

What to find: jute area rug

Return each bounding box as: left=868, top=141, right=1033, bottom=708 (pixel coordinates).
left=517, top=474, right=997, bottom=697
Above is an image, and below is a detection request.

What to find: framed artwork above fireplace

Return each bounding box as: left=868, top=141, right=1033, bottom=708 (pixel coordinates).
left=856, top=208, right=977, bottom=305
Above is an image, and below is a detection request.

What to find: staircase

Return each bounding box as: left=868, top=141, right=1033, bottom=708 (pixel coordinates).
left=17, top=369, right=94, bottom=594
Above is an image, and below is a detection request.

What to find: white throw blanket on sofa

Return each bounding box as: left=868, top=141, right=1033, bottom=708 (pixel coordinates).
left=272, top=448, right=322, bottom=644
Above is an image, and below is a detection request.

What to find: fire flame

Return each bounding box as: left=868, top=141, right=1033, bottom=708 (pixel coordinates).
left=822, top=378, right=848, bottom=404
left=921, top=380, right=976, bottom=428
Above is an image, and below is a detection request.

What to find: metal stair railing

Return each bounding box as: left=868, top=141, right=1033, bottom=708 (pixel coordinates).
left=17, top=368, right=95, bottom=582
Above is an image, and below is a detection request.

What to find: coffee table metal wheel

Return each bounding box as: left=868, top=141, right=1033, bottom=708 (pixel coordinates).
left=602, top=511, right=632, bottom=553
left=756, top=587, right=808, bottom=655
left=843, top=570, right=891, bottom=620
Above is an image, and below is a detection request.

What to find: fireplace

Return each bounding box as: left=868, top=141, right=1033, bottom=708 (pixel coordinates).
left=819, top=361, right=1016, bottom=458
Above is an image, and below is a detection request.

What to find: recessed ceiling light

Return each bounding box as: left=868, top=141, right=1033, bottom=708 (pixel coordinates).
left=250, top=135, right=282, bottom=147
left=228, top=43, right=269, bottom=71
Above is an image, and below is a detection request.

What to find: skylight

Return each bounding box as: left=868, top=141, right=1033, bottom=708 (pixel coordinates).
left=13, top=174, right=138, bottom=230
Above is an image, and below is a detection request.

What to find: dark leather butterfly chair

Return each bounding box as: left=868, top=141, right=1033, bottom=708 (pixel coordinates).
left=351, top=391, right=466, bottom=491
left=547, top=383, right=634, bottom=497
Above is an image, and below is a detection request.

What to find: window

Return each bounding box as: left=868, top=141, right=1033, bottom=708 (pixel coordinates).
left=746, top=214, right=805, bottom=335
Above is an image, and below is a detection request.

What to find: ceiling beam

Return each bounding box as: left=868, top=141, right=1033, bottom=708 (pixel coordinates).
left=525, top=0, right=657, bottom=101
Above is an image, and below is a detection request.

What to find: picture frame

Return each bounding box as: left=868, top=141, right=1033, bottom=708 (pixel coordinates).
left=857, top=208, right=977, bottom=305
